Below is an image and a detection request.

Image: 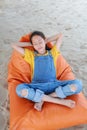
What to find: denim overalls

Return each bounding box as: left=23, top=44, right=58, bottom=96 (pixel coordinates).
left=16, top=51, right=82, bottom=102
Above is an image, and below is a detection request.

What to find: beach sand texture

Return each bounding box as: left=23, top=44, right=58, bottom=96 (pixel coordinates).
left=0, top=0, right=87, bottom=129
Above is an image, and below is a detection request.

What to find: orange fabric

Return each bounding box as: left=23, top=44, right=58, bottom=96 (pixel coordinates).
left=8, top=34, right=87, bottom=130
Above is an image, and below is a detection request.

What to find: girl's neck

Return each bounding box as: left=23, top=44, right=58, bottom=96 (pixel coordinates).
left=36, top=50, right=47, bottom=55
left=39, top=50, right=47, bottom=55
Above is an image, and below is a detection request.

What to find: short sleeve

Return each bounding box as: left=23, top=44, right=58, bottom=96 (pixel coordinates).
left=51, top=45, right=60, bottom=57
left=23, top=49, right=34, bottom=64
left=23, top=49, right=34, bottom=75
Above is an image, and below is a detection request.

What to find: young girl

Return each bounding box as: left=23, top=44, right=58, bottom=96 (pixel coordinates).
left=12, top=31, right=82, bottom=111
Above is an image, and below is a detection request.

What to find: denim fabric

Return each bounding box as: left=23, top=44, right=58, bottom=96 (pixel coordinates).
left=55, top=79, right=82, bottom=98
left=16, top=83, right=45, bottom=102
left=16, top=51, right=82, bottom=102
left=32, top=51, right=56, bottom=82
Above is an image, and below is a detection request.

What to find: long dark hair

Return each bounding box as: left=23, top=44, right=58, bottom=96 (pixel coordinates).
left=30, top=31, right=51, bottom=50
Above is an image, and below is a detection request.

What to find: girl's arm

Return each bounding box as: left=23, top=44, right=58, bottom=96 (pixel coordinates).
left=45, top=33, right=63, bottom=50
left=11, top=42, right=32, bottom=55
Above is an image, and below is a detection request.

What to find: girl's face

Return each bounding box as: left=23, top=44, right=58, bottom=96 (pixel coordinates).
left=32, top=35, right=46, bottom=54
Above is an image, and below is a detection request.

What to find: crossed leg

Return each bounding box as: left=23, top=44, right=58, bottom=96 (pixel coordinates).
left=34, top=92, right=75, bottom=111
left=34, top=84, right=77, bottom=111
left=20, top=84, right=76, bottom=111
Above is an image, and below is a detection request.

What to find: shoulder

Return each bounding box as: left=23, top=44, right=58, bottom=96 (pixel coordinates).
left=23, top=48, right=34, bottom=63
left=24, top=48, right=34, bottom=55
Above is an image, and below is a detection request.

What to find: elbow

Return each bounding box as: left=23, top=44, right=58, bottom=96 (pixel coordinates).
left=11, top=43, right=16, bottom=49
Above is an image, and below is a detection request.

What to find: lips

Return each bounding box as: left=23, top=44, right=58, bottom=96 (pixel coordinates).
left=38, top=48, right=42, bottom=50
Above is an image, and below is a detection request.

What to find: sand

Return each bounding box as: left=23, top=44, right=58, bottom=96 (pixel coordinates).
left=0, top=0, right=87, bottom=129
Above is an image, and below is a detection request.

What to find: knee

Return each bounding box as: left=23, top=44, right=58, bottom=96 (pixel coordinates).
left=70, top=80, right=82, bottom=94
left=16, top=84, right=28, bottom=97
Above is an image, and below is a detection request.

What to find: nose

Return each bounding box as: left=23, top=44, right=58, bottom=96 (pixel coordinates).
left=38, top=43, right=42, bottom=47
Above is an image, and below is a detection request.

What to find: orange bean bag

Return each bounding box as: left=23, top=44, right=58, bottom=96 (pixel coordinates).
left=8, top=34, right=87, bottom=130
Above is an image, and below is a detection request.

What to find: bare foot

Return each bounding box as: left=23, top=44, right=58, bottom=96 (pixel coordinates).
left=63, top=99, right=76, bottom=108
left=34, top=101, right=44, bottom=111
left=43, top=95, right=76, bottom=108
